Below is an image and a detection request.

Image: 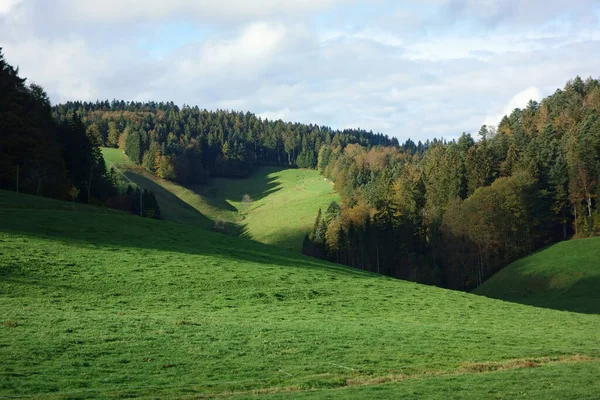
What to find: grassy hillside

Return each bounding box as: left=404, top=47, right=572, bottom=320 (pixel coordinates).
left=102, top=148, right=337, bottom=250
left=474, top=238, right=600, bottom=314
left=102, top=147, right=134, bottom=167
left=1, top=190, right=599, bottom=398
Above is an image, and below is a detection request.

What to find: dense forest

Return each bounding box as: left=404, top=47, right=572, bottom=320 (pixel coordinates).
left=52, top=102, right=404, bottom=184
left=0, top=49, right=160, bottom=218
left=303, top=76, right=600, bottom=290
left=4, top=43, right=599, bottom=292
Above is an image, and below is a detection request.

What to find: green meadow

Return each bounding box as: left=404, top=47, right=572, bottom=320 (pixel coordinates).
left=1, top=190, right=599, bottom=399
left=101, top=148, right=338, bottom=251
left=475, top=238, right=600, bottom=314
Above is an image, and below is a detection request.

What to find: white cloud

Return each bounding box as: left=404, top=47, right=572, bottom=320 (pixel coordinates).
left=198, top=22, right=287, bottom=73
left=151, top=21, right=290, bottom=99
left=3, top=38, right=109, bottom=101
left=483, top=87, right=543, bottom=127
left=65, top=0, right=344, bottom=23
left=258, top=107, right=292, bottom=121
left=2, top=1, right=600, bottom=141
left=321, top=29, right=404, bottom=48
left=0, top=0, right=23, bottom=15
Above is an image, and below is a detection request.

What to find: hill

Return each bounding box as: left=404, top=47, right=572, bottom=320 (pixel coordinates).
left=102, top=148, right=338, bottom=251
left=54, top=100, right=398, bottom=183
left=1, top=190, right=599, bottom=398
left=474, top=238, right=600, bottom=314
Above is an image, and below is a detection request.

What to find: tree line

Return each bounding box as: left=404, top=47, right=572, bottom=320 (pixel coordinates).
left=303, top=76, right=600, bottom=291
left=0, top=49, right=160, bottom=219
left=52, top=101, right=408, bottom=184
left=4, top=43, right=597, bottom=293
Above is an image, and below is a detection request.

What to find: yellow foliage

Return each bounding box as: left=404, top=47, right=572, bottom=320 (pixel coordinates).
left=325, top=217, right=343, bottom=251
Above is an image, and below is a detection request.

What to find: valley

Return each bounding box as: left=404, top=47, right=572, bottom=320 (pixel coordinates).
left=1, top=191, right=599, bottom=398
left=102, top=148, right=338, bottom=251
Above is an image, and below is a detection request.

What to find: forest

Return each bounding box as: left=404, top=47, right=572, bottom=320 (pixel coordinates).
left=51, top=73, right=600, bottom=291
left=3, top=43, right=599, bottom=292
left=52, top=101, right=402, bottom=184
left=0, top=49, right=160, bottom=218
left=303, top=76, right=600, bottom=290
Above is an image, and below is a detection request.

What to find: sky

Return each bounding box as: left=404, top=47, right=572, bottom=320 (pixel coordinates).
left=1, top=0, right=600, bottom=142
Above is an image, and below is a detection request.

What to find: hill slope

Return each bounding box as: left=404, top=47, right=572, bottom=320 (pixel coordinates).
left=102, top=148, right=337, bottom=251
left=474, top=238, right=600, bottom=314
left=1, top=190, right=599, bottom=398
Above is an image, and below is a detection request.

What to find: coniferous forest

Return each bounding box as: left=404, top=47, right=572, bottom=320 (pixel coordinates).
left=52, top=101, right=399, bottom=184
left=303, top=77, right=600, bottom=290
left=4, top=0, right=600, bottom=396
left=2, top=45, right=599, bottom=291
left=0, top=49, right=160, bottom=218
left=51, top=75, right=600, bottom=291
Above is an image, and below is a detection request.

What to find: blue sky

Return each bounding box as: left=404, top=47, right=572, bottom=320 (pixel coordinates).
left=1, top=0, right=599, bottom=142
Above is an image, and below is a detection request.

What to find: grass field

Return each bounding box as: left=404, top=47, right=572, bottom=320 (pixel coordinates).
left=102, top=148, right=134, bottom=168
left=1, top=190, right=599, bottom=398
left=101, top=148, right=337, bottom=251
left=193, top=168, right=338, bottom=250
left=474, top=238, right=600, bottom=314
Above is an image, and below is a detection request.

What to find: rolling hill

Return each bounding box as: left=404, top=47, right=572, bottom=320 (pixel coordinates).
left=102, top=148, right=338, bottom=251
left=474, top=238, right=600, bottom=314
left=1, top=190, right=599, bottom=398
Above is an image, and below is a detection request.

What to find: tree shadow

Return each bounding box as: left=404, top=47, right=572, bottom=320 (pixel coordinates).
left=476, top=276, right=600, bottom=315
left=189, top=184, right=239, bottom=213
left=260, top=228, right=311, bottom=253
left=120, top=167, right=291, bottom=249
left=190, top=166, right=283, bottom=213
left=123, top=170, right=213, bottom=228
left=0, top=198, right=372, bottom=280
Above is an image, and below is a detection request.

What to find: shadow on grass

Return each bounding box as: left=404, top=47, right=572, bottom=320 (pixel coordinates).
left=123, top=170, right=213, bottom=229
left=188, top=184, right=239, bottom=213
left=262, top=228, right=311, bottom=253
left=124, top=166, right=285, bottom=247
left=477, top=276, right=600, bottom=315
left=0, top=198, right=372, bottom=280
left=190, top=166, right=284, bottom=213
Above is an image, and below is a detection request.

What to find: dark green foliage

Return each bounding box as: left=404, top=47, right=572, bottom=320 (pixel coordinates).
left=0, top=48, right=117, bottom=204
left=55, top=113, right=117, bottom=204
left=441, top=173, right=544, bottom=289
left=0, top=47, right=120, bottom=203
left=296, top=149, right=317, bottom=169
left=125, top=129, right=142, bottom=164
left=52, top=101, right=398, bottom=182
left=142, top=141, right=159, bottom=173
left=118, top=185, right=162, bottom=219
left=0, top=48, right=163, bottom=219
left=304, top=75, right=600, bottom=291
left=0, top=50, right=67, bottom=198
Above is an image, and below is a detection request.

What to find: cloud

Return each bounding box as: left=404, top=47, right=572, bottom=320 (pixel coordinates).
left=64, top=0, right=345, bottom=23
left=3, top=38, right=109, bottom=101
left=201, top=22, right=287, bottom=72
left=483, top=87, right=543, bottom=127
left=438, top=0, right=600, bottom=29
left=0, top=0, right=23, bottom=15
left=2, top=1, right=600, bottom=142
left=258, top=107, right=293, bottom=121
left=174, top=22, right=287, bottom=78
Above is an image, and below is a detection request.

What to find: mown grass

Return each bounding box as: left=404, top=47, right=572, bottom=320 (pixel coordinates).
left=102, top=147, right=133, bottom=168
left=474, top=238, right=600, bottom=314
left=101, top=148, right=338, bottom=251
left=1, top=190, right=599, bottom=399
left=194, top=167, right=338, bottom=251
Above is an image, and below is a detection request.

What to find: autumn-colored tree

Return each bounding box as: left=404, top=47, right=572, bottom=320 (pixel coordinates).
left=156, top=155, right=176, bottom=180
left=107, top=121, right=120, bottom=147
